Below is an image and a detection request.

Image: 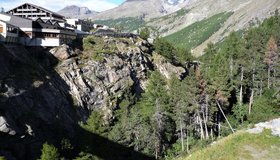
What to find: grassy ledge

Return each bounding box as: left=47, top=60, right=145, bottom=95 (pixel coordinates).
left=178, top=129, right=280, bottom=160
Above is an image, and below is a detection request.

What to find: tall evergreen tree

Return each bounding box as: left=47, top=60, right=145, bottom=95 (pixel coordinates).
left=264, top=36, right=278, bottom=89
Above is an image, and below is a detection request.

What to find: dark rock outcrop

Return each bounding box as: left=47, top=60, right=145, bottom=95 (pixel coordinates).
left=0, top=45, right=78, bottom=159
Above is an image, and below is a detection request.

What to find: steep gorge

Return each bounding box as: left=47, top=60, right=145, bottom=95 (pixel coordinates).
left=0, top=35, right=186, bottom=159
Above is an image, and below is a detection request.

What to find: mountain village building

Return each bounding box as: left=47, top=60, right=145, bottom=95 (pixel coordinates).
left=0, top=13, right=76, bottom=46
left=65, top=19, right=93, bottom=32
left=0, top=3, right=114, bottom=46
left=0, top=20, right=19, bottom=43
left=0, top=3, right=99, bottom=46
left=6, top=3, right=65, bottom=23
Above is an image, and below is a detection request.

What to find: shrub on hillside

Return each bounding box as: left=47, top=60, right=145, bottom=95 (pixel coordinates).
left=247, top=89, right=279, bottom=124
left=83, top=36, right=96, bottom=50
left=40, top=142, right=60, bottom=160
left=140, top=27, right=150, bottom=40
left=154, top=38, right=176, bottom=61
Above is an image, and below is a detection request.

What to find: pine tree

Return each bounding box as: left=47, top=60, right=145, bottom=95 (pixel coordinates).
left=125, top=71, right=174, bottom=158
left=40, top=142, right=60, bottom=160
left=82, top=110, right=109, bottom=137
left=264, top=36, right=278, bottom=89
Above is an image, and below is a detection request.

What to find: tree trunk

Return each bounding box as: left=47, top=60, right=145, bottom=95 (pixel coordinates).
left=260, top=79, right=263, bottom=96
left=249, top=72, right=255, bottom=115
left=206, top=95, right=209, bottom=121
left=273, top=68, right=276, bottom=87
left=216, top=100, right=235, bottom=133
left=239, top=66, right=244, bottom=105
left=268, top=67, right=271, bottom=89
left=187, top=118, right=191, bottom=153
left=186, top=129, right=189, bottom=153
left=180, top=117, right=184, bottom=152
left=217, top=112, right=221, bottom=138
left=155, top=146, right=158, bottom=160
left=135, top=131, right=139, bottom=151
left=202, top=109, right=209, bottom=140
left=218, top=121, right=221, bottom=138
left=198, top=114, right=205, bottom=140
left=210, top=128, right=214, bottom=141
left=230, top=57, right=233, bottom=82
left=249, top=89, right=254, bottom=115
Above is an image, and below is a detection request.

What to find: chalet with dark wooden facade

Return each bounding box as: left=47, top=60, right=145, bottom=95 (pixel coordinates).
left=6, top=3, right=65, bottom=23
left=0, top=13, right=76, bottom=46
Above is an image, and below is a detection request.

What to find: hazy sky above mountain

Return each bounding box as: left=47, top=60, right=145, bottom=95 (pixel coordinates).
left=0, top=0, right=126, bottom=12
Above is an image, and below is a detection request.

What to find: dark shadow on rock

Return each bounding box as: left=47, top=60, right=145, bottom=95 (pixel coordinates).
left=0, top=44, right=155, bottom=160
left=75, top=127, right=155, bottom=160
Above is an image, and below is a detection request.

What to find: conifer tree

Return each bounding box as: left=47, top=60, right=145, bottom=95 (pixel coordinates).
left=264, top=36, right=278, bottom=89
left=40, top=142, right=60, bottom=160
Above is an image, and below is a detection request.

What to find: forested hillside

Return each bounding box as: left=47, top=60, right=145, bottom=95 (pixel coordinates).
left=56, top=11, right=279, bottom=159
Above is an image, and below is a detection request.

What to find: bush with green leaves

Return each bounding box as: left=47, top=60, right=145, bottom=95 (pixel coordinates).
left=247, top=89, right=279, bottom=124
left=154, top=38, right=176, bottom=61
left=175, top=47, right=194, bottom=64
left=140, top=27, right=150, bottom=40
left=83, top=36, right=96, bottom=50
left=40, top=142, right=60, bottom=160
left=0, top=156, right=6, bottom=160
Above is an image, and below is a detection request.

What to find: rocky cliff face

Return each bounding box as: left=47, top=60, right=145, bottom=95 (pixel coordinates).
left=0, top=35, right=186, bottom=159
left=55, top=36, right=186, bottom=121
left=56, top=39, right=153, bottom=121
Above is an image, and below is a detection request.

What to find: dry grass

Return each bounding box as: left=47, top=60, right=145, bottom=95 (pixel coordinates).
left=178, top=129, right=280, bottom=160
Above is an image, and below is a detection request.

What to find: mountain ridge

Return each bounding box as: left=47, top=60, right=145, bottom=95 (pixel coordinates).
left=89, top=0, right=280, bottom=56
left=57, top=5, right=98, bottom=19
left=91, top=0, right=193, bottom=20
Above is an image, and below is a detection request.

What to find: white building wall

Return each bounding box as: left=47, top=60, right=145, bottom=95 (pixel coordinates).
left=20, top=37, right=61, bottom=46
left=66, top=19, right=78, bottom=26
left=0, top=14, right=12, bottom=22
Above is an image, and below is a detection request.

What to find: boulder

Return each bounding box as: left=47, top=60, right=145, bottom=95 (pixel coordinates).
left=152, top=53, right=186, bottom=80
left=50, top=44, right=76, bottom=60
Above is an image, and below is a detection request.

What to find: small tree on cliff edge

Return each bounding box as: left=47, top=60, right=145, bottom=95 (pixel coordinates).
left=140, top=27, right=150, bottom=40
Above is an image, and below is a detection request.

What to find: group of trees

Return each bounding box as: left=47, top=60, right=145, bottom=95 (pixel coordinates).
left=40, top=12, right=279, bottom=159
left=202, top=12, right=280, bottom=127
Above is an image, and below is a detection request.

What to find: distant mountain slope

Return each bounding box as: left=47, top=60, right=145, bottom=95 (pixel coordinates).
left=165, top=12, right=233, bottom=50
left=148, top=0, right=280, bottom=55
left=192, top=0, right=280, bottom=56
left=90, top=0, right=280, bottom=56
left=91, top=0, right=195, bottom=20
left=58, top=5, right=98, bottom=19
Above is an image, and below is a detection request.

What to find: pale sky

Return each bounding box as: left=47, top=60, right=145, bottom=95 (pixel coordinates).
left=0, top=0, right=126, bottom=12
